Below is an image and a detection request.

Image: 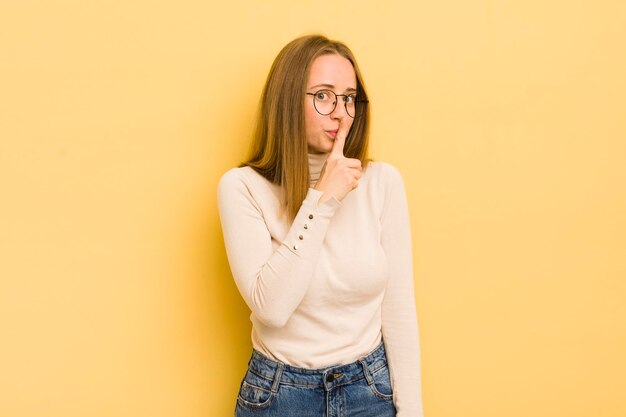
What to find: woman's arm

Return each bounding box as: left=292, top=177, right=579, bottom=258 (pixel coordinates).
left=217, top=169, right=341, bottom=328
left=379, top=163, right=425, bottom=417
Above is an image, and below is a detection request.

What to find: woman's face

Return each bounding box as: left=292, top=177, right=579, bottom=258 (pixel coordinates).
left=305, top=54, right=357, bottom=154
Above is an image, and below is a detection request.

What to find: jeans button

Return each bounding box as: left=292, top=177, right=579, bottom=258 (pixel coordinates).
left=326, top=372, right=342, bottom=382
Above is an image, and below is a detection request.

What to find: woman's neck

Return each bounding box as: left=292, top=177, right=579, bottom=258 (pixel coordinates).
left=308, top=152, right=329, bottom=187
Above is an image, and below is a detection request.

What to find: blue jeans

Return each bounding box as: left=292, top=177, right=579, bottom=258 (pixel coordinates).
left=234, top=341, right=397, bottom=417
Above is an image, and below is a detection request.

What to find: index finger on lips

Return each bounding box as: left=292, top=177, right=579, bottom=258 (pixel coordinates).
left=330, top=130, right=346, bottom=159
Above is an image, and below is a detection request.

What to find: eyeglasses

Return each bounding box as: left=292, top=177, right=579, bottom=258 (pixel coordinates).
left=306, top=89, right=368, bottom=118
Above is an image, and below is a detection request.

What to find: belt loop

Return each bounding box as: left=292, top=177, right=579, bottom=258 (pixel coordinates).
left=271, top=362, right=284, bottom=393
left=359, top=359, right=374, bottom=386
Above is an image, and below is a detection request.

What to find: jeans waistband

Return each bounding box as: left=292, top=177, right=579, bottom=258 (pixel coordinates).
left=247, top=342, right=388, bottom=391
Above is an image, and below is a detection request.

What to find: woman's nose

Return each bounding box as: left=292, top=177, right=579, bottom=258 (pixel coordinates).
left=330, top=101, right=347, bottom=120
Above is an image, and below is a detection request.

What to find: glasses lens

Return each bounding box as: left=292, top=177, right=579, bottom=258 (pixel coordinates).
left=349, top=98, right=366, bottom=118
left=313, top=90, right=336, bottom=115
left=344, top=94, right=356, bottom=118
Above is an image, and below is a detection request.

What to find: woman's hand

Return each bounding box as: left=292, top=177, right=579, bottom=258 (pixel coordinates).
left=315, top=124, right=363, bottom=205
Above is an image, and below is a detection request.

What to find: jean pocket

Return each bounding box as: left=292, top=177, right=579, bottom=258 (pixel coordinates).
left=237, top=369, right=275, bottom=409
left=368, top=364, right=394, bottom=401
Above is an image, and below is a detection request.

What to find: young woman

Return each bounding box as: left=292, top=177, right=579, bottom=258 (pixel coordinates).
left=218, top=34, right=424, bottom=417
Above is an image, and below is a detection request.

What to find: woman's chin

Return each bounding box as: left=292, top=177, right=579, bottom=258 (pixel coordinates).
left=308, top=141, right=333, bottom=154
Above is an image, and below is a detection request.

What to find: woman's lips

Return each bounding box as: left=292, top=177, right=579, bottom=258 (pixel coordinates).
left=325, top=130, right=338, bottom=138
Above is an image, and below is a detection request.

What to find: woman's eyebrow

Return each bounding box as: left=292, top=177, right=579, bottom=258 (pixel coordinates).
left=309, top=83, right=357, bottom=93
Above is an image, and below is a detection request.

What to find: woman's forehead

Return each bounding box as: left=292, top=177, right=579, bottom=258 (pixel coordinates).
left=308, top=54, right=356, bottom=89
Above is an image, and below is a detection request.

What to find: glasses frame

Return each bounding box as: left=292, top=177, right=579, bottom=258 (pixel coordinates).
left=306, top=89, right=369, bottom=118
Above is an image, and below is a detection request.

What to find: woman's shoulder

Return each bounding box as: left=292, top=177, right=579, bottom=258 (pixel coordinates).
left=218, top=165, right=246, bottom=187
left=217, top=165, right=276, bottom=198
left=219, top=165, right=251, bottom=181
left=365, top=160, right=405, bottom=185
left=218, top=166, right=257, bottom=194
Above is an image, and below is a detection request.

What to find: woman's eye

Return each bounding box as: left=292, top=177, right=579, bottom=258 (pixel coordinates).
left=315, top=91, right=329, bottom=100
left=345, top=95, right=356, bottom=104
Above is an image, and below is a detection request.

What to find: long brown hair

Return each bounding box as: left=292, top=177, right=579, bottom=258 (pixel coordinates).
left=242, top=34, right=370, bottom=221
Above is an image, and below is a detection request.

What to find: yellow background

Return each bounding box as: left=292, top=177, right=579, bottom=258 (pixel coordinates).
left=1, top=1, right=625, bottom=416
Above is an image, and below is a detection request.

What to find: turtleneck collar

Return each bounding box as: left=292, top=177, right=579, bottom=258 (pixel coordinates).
left=308, top=152, right=329, bottom=187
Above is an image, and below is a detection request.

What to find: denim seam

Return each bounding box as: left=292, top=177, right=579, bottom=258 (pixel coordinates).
left=248, top=368, right=274, bottom=382
left=359, top=358, right=393, bottom=401
left=277, top=373, right=368, bottom=389
left=271, top=363, right=284, bottom=393
left=236, top=386, right=275, bottom=410
left=277, top=381, right=324, bottom=388
left=241, top=380, right=271, bottom=393
left=249, top=364, right=386, bottom=387
left=369, top=362, right=387, bottom=374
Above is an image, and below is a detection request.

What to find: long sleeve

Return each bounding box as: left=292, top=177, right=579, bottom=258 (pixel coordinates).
left=217, top=168, right=341, bottom=328
left=379, top=164, right=425, bottom=417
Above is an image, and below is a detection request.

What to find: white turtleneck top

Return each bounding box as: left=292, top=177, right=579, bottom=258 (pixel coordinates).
left=217, top=152, right=424, bottom=417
